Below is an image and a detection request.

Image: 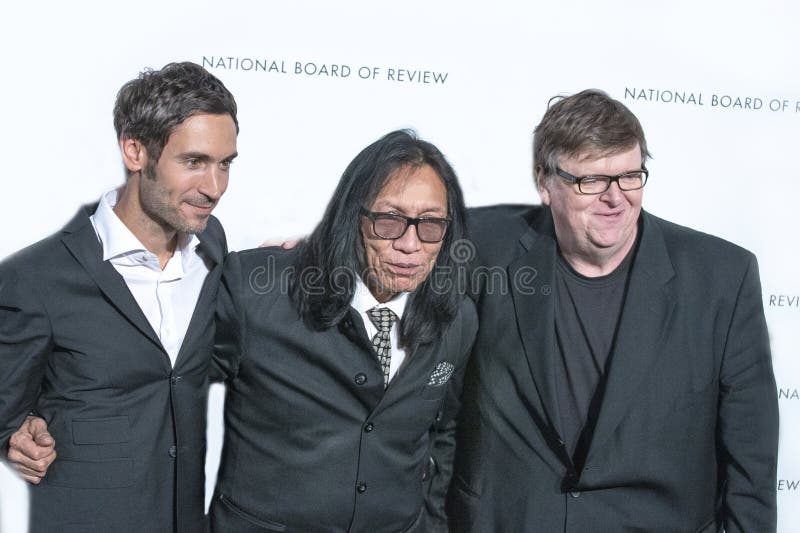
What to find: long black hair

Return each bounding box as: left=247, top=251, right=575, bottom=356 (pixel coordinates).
left=290, top=129, right=470, bottom=351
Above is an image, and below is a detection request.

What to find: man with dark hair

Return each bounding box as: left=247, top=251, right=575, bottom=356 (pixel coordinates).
left=447, top=89, right=778, bottom=532
left=209, top=130, right=476, bottom=532
left=0, top=61, right=238, bottom=532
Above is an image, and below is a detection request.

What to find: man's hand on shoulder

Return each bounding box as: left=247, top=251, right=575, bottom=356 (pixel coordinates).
left=259, top=238, right=302, bottom=249
left=7, top=415, right=56, bottom=484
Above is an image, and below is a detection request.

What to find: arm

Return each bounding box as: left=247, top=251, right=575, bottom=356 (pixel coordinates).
left=0, top=265, right=52, bottom=463
left=423, top=300, right=479, bottom=531
left=718, top=255, right=778, bottom=532
left=210, top=252, right=246, bottom=383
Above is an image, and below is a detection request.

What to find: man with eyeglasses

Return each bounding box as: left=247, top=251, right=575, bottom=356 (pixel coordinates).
left=446, top=89, right=778, bottom=532
left=207, top=130, right=476, bottom=532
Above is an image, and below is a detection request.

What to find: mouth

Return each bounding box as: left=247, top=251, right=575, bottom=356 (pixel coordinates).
left=386, top=262, right=423, bottom=276
left=595, top=209, right=625, bottom=221
left=186, top=202, right=216, bottom=215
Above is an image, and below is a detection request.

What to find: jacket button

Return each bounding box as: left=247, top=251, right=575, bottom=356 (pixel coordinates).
left=364, top=422, right=374, bottom=432
left=356, top=482, right=367, bottom=493
left=170, top=375, right=181, bottom=385
left=570, top=490, right=581, bottom=498
left=168, top=445, right=177, bottom=458
left=354, top=373, right=367, bottom=385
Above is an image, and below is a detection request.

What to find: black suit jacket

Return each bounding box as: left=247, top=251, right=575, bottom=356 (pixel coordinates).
left=447, top=205, right=778, bottom=533
left=0, top=205, right=227, bottom=533
left=208, top=247, right=477, bottom=533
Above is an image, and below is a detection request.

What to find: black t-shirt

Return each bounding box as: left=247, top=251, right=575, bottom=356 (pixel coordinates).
left=553, top=242, right=636, bottom=460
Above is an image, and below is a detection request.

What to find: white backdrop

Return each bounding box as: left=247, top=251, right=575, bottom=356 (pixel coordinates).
left=1, top=1, right=798, bottom=531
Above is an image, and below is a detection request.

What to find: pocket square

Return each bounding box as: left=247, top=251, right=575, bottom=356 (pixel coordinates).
left=427, top=362, right=455, bottom=386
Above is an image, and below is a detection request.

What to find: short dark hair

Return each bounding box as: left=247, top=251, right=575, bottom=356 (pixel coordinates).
left=113, top=61, right=238, bottom=170
left=533, top=89, right=651, bottom=187
left=291, top=129, right=470, bottom=351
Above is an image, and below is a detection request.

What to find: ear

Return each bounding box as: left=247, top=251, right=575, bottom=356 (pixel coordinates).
left=119, top=138, right=148, bottom=174
left=535, top=166, right=551, bottom=206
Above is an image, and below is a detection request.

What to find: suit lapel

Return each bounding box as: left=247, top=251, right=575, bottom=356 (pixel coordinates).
left=506, top=212, right=572, bottom=473
left=339, top=307, right=385, bottom=409
left=585, top=212, right=676, bottom=462
left=174, top=227, right=225, bottom=367
left=60, top=205, right=165, bottom=354
left=509, top=231, right=560, bottom=434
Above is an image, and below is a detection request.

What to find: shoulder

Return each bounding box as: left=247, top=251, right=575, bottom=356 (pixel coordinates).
left=466, top=203, right=542, bottom=233
left=645, top=211, right=757, bottom=281
left=229, top=245, right=297, bottom=270
left=200, top=215, right=227, bottom=249
left=466, top=203, right=548, bottom=265
left=647, top=212, right=755, bottom=262
left=0, top=227, right=74, bottom=279
left=222, top=245, right=298, bottom=295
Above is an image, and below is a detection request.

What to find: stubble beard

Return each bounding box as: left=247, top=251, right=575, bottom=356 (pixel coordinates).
left=140, top=162, right=209, bottom=236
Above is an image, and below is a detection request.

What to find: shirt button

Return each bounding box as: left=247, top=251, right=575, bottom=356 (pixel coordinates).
left=354, top=373, right=367, bottom=385
left=364, top=422, right=374, bottom=432
left=168, top=445, right=177, bottom=458
left=356, top=482, right=367, bottom=493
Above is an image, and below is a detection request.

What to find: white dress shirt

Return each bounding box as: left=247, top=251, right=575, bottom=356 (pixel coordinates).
left=90, top=189, right=212, bottom=367
left=351, top=278, right=409, bottom=383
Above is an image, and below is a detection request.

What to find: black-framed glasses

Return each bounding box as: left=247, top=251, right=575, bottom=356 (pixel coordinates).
left=555, top=166, right=649, bottom=195
left=360, top=208, right=451, bottom=243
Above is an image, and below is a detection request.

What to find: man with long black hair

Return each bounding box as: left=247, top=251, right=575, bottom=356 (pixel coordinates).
left=208, top=130, right=477, bottom=532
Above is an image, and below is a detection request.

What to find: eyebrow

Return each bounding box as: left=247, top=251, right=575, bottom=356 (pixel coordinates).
left=374, top=202, right=448, bottom=216
left=177, top=151, right=239, bottom=162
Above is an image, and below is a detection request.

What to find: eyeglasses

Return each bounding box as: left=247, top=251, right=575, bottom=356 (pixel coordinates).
left=360, top=208, right=451, bottom=243
left=555, top=167, right=649, bottom=195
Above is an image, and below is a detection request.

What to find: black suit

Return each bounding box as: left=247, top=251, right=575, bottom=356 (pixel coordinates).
left=447, top=205, right=778, bottom=533
left=208, top=247, right=477, bottom=533
left=0, top=205, right=227, bottom=533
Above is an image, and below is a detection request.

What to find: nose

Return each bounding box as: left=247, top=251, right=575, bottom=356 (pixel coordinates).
left=600, top=180, right=624, bottom=204
left=199, top=165, right=228, bottom=201
left=393, top=223, right=422, bottom=254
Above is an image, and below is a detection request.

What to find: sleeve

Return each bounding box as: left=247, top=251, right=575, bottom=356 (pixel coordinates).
left=422, top=299, right=479, bottom=532
left=0, top=264, right=53, bottom=454
left=210, top=252, right=246, bottom=383
left=718, top=254, right=778, bottom=532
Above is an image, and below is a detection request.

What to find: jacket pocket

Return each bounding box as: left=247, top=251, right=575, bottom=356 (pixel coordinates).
left=45, top=458, right=133, bottom=488
left=694, top=516, right=722, bottom=533
left=72, top=416, right=130, bottom=444
left=446, top=475, right=480, bottom=533
left=215, top=493, right=287, bottom=532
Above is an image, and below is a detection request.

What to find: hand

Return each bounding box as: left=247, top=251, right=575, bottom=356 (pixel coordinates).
left=259, top=238, right=302, bottom=249
left=7, top=416, right=56, bottom=484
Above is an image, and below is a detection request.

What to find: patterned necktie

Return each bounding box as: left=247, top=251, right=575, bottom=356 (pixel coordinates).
left=367, top=306, right=398, bottom=389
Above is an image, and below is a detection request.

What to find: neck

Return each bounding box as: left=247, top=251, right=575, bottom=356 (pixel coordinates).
left=113, top=185, right=178, bottom=269
left=364, top=278, right=398, bottom=304
left=558, top=233, right=637, bottom=278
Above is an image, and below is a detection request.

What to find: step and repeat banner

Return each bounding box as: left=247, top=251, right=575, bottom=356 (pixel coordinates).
left=1, top=1, right=797, bottom=531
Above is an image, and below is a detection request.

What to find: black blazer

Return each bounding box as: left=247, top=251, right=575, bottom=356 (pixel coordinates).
left=0, top=205, right=227, bottom=533
left=208, top=247, right=477, bottom=533
left=447, top=205, right=778, bottom=533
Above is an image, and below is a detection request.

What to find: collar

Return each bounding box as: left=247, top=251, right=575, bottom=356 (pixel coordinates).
left=351, top=276, right=408, bottom=320
left=91, top=188, right=200, bottom=272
